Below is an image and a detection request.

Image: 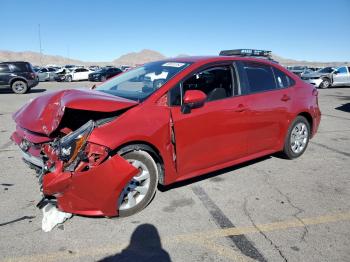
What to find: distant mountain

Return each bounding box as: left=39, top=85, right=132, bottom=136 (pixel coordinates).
left=0, top=49, right=348, bottom=67
left=113, top=49, right=166, bottom=65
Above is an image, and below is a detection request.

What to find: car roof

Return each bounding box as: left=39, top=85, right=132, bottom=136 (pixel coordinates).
left=162, top=56, right=278, bottom=66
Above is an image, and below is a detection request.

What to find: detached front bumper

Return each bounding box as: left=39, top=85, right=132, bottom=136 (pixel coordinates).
left=43, top=154, right=139, bottom=217
left=11, top=127, right=139, bottom=217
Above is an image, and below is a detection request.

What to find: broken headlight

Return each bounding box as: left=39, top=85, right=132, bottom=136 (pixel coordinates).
left=58, top=120, right=94, bottom=164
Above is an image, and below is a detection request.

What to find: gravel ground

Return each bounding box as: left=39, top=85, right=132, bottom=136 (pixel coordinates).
left=0, top=81, right=349, bottom=262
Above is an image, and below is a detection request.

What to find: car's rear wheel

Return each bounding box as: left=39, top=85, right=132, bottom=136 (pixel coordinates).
left=320, top=78, right=331, bottom=89
left=11, top=80, right=28, bottom=94
left=118, top=150, right=158, bottom=217
left=282, top=116, right=310, bottom=159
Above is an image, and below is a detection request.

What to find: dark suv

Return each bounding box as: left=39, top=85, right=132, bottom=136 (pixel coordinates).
left=0, top=61, right=39, bottom=94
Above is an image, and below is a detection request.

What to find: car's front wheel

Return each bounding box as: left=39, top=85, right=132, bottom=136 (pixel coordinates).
left=320, top=78, right=331, bottom=89
left=282, top=116, right=310, bottom=159
left=118, top=150, right=158, bottom=217
left=11, top=80, right=28, bottom=94
left=100, top=75, right=107, bottom=82
left=66, top=75, right=73, bottom=82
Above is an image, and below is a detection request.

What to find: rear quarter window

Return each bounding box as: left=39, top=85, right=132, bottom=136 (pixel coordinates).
left=272, top=67, right=295, bottom=88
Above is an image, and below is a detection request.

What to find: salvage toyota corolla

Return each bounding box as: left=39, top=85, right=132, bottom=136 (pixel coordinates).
left=11, top=49, right=321, bottom=217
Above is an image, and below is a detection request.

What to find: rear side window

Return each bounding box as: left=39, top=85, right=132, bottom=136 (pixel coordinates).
left=10, top=62, right=32, bottom=72
left=272, top=67, right=295, bottom=88
left=241, top=62, right=276, bottom=93
left=0, top=64, right=11, bottom=73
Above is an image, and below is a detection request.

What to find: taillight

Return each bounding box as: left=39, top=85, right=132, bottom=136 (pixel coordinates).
left=30, top=72, right=36, bottom=79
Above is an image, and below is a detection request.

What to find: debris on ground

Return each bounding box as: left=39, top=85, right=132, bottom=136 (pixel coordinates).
left=42, top=204, right=72, bottom=232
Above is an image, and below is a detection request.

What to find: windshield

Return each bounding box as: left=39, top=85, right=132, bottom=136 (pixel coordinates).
left=96, top=61, right=191, bottom=101
left=317, top=67, right=334, bottom=74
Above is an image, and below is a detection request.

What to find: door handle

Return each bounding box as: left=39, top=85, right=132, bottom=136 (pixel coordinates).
left=234, top=104, right=247, bottom=112
left=281, top=94, right=291, bottom=102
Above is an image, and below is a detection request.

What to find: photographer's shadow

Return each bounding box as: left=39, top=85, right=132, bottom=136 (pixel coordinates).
left=100, top=224, right=171, bottom=262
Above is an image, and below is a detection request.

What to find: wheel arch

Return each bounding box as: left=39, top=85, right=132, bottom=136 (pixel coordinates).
left=9, top=77, right=28, bottom=86
left=297, top=112, right=313, bottom=134
left=112, top=141, right=165, bottom=185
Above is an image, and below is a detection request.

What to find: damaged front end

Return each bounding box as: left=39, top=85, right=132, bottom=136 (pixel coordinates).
left=11, top=89, right=141, bottom=217
left=37, top=120, right=139, bottom=217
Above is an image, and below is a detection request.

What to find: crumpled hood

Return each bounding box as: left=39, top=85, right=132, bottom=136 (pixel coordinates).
left=13, top=88, right=138, bottom=135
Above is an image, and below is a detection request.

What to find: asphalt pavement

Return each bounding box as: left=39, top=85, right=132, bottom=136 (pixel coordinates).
left=0, top=82, right=349, bottom=262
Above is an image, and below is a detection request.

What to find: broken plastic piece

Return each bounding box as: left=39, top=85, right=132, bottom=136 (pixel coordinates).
left=42, top=203, right=72, bottom=232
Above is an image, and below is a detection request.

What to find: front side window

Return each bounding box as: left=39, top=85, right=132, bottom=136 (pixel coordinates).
left=96, top=61, right=191, bottom=102
left=241, top=62, right=276, bottom=93
left=318, top=67, right=334, bottom=74
left=169, top=65, right=234, bottom=106
left=336, top=67, right=347, bottom=74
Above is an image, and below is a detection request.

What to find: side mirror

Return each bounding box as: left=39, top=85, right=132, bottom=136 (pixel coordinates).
left=333, top=70, right=338, bottom=75
left=181, top=90, right=207, bottom=114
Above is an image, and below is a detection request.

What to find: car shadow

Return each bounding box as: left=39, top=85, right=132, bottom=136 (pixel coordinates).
left=158, top=155, right=272, bottom=192
left=335, top=103, right=350, bottom=113
left=0, top=88, right=47, bottom=94
left=99, top=224, right=171, bottom=262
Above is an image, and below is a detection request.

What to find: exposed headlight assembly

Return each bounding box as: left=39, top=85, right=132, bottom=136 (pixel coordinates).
left=58, top=120, right=95, bottom=165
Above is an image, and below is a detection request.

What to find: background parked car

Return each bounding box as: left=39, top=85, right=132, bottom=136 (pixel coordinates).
left=54, top=68, right=70, bottom=82
left=66, top=68, right=92, bottom=82
left=301, top=67, right=335, bottom=88
left=88, top=67, right=122, bottom=82
left=289, top=66, right=310, bottom=76
left=0, top=61, right=38, bottom=94
left=34, top=67, right=57, bottom=81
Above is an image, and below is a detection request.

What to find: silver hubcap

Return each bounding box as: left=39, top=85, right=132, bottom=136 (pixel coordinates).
left=119, top=159, right=150, bottom=210
left=290, top=123, right=308, bottom=154
left=14, top=82, right=25, bottom=91
left=323, top=80, right=329, bottom=87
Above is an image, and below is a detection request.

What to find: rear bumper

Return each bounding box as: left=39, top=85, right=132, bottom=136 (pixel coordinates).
left=28, top=79, right=39, bottom=88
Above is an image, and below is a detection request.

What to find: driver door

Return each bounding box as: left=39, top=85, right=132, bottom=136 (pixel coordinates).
left=169, top=64, right=249, bottom=178
left=333, top=67, right=349, bottom=85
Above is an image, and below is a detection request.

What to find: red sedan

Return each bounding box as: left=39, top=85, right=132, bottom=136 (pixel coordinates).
left=11, top=50, right=321, bottom=217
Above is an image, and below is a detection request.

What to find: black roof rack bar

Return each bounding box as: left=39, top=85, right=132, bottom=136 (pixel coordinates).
left=219, top=49, right=272, bottom=58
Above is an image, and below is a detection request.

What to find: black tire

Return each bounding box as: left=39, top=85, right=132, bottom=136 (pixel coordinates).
left=66, top=75, right=72, bottom=82
left=100, top=75, right=107, bottom=82
left=282, top=116, right=310, bottom=159
left=11, top=80, right=28, bottom=94
left=319, top=78, right=331, bottom=89
left=118, top=150, right=158, bottom=217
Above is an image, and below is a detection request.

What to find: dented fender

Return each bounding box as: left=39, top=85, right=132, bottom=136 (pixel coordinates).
left=43, top=154, right=139, bottom=217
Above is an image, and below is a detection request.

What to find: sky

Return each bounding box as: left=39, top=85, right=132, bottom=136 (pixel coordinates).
left=1, top=0, right=350, bottom=62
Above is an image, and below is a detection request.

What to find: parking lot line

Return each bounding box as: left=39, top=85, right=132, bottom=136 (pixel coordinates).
left=2, top=211, right=349, bottom=262
left=311, top=141, right=350, bottom=157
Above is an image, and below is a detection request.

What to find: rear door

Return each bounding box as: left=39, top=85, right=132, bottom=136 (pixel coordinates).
left=236, top=61, right=294, bottom=154
left=169, top=63, right=249, bottom=178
